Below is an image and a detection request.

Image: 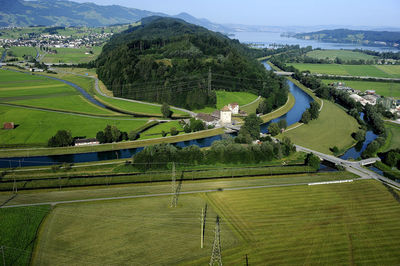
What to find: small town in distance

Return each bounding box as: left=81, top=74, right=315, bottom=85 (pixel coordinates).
left=0, top=0, right=400, bottom=265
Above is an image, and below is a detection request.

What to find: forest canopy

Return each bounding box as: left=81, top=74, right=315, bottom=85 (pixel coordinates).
left=95, top=16, right=288, bottom=110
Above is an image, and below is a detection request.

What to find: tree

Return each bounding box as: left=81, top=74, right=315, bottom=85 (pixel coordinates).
left=96, top=131, right=106, bottom=144
left=384, top=151, right=398, bottom=167
left=161, top=103, right=172, bottom=118
left=353, top=130, right=366, bottom=142
left=277, top=119, right=287, bottom=130
left=128, top=131, right=139, bottom=141
left=103, top=125, right=113, bottom=143
left=48, top=130, right=73, bottom=147
left=301, top=110, right=311, bottom=124
left=111, top=125, right=121, bottom=142
left=268, top=122, right=280, bottom=136
left=161, top=130, right=167, bottom=137
left=240, top=113, right=263, bottom=140
left=184, top=124, right=192, bottom=133
left=170, top=127, right=179, bottom=136
left=305, top=153, right=320, bottom=170
left=309, top=102, right=320, bottom=120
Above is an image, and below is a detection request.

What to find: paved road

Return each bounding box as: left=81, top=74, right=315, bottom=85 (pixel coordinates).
left=242, top=96, right=261, bottom=107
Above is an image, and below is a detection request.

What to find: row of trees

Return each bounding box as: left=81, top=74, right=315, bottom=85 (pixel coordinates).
left=48, top=130, right=74, bottom=147
left=267, top=119, right=287, bottom=136
left=301, top=102, right=320, bottom=124
left=132, top=137, right=296, bottom=171
left=96, top=125, right=134, bottom=144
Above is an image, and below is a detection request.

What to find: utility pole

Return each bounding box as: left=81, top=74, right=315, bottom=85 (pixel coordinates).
left=245, top=254, right=249, bottom=266
left=209, top=216, right=222, bottom=266
left=201, top=204, right=208, bottom=248
left=170, top=162, right=177, bottom=207
left=208, top=67, right=212, bottom=93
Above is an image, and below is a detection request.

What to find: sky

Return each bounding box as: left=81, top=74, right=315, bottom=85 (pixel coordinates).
left=73, top=0, right=400, bottom=27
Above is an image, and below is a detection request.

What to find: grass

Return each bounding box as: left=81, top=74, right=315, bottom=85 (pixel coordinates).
left=306, top=50, right=377, bottom=61
left=0, top=127, right=225, bottom=158
left=194, top=91, right=258, bottom=113
left=33, top=195, right=239, bottom=265
left=0, top=105, right=147, bottom=147
left=260, top=93, right=295, bottom=123
left=288, top=63, right=400, bottom=78
left=0, top=205, right=51, bottom=266
left=321, top=79, right=400, bottom=98
left=380, top=122, right=400, bottom=152
left=240, top=96, right=263, bottom=114
left=42, top=47, right=102, bottom=64
left=139, top=121, right=184, bottom=140
left=206, top=180, right=400, bottom=265
left=6, top=46, right=37, bottom=60
left=282, top=100, right=359, bottom=154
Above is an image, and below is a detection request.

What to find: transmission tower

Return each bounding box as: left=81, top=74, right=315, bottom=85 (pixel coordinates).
left=170, top=162, right=177, bottom=207
left=209, top=216, right=222, bottom=266
left=201, top=203, right=208, bottom=248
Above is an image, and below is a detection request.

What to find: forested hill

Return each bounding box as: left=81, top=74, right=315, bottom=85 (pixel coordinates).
left=96, top=17, right=288, bottom=110
left=294, top=29, right=400, bottom=48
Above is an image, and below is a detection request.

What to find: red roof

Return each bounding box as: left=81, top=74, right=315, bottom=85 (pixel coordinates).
left=3, top=122, right=14, bottom=129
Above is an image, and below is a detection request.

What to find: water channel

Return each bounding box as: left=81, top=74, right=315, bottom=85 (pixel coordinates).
left=0, top=62, right=376, bottom=168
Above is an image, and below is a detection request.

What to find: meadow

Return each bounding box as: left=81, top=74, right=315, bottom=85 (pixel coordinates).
left=139, top=121, right=184, bottom=140
left=322, top=79, right=400, bottom=98
left=0, top=69, right=120, bottom=116
left=282, top=101, right=359, bottom=154
left=0, top=205, right=51, bottom=266
left=0, top=105, right=147, bottom=146
left=25, top=178, right=400, bottom=265
left=6, top=46, right=37, bottom=60
left=306, top=49, right=377, bottom=61
left=42, top=47, right=102, bottom=64
left=288, top=63, right=400, bottom=78
left=380, top=122, right=400, bottom=152
left=194, top=91, right=258, bottom=113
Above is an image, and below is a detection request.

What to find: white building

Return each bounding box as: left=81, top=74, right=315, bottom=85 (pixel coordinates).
left=220, top=106, right=232, bottom=125
left=228, top=103, right=239, bottom=114
left=350, top=94, right=368, bottom=106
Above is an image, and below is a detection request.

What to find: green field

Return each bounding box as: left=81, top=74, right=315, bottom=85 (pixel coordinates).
left=27, top=179, right=400, bottom=265
left=33, top=195, right=238, bottom=265
left=322, top=79, right=400, bottom=98
left=0, top=69, right=120, bottom=116
left=306, top=50, right=377, bottom=61
left=42, top=47, right=102, bottom=64
left=194, top=91, right=258, bottom=113
left=6, top=46, right=37, bottom=60
left=139, top=121, right=184, bottom=139
left=0, top=105, right=147, bottom=146
left=288, top=63, right=400, bottom=78
left=380, top=122, right=400, bottom=152
left=0, top=205, right=51, bottom=266
left=282, top=101, right=359, bottom=154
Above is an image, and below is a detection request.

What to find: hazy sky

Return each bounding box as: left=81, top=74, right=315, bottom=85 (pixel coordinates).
left=73, top=0, right=400, bottom=27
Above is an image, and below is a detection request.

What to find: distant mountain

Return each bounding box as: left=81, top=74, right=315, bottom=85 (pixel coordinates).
left=0, top=0, right=232, bottom=32
left=294, top=29, right=400, bottom=48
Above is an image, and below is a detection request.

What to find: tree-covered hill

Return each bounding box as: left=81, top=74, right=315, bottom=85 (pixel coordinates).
left=294, top=29, right=400, bottom=49
left=96, top=17, right=288, bottom=110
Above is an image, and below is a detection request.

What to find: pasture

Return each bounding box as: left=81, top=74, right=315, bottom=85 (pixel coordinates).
left=0, top=69, right=119, bottom=116
left=380, top=122, right=400, bottom=152
left=6, top=46, right=37, bottom=60
left=306, top=49, right=377, bottom=61
left=139, top=121, right=184, bottom=139
left=194, top=91, right=258, bottom=113
left=42, top=47, right=102, bottom=64
left=322, top=79, right=400, bottom=98
left=288, top=63, right=400, bottom=78
left=0, top=205, right=51, bottom=266
left=26, top=178, right=400, bottom=265
left=282, top=100, right=359, bottom=154
left=0, top=105, right=147, bottom=146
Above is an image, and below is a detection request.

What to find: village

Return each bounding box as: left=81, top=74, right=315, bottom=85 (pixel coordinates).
left=330, top=81, right=400, bottom=116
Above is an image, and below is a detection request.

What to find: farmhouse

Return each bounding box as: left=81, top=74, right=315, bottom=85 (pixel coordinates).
left=228, top=103, right=239, bottom=114
left=220, top=106, right=232, bottom=125
left=74, top=138, right=99, bottom=146
left=196, top=113, right=218, bottom=126
left=3, top=122, right=14, bottom=129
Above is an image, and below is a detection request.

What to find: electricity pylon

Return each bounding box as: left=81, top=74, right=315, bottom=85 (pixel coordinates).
left=209, top=216, right=222, bottom=266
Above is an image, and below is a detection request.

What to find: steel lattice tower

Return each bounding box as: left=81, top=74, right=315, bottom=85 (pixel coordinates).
left=209, top=216, right=222, bottom=266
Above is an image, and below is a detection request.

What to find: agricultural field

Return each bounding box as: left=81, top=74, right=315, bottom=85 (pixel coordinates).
left=5, top=46, right=37, bottom=61
left=288, top=63, right=400, bottom=78
left=194, top=91, right=258, bottom=113
left=24, top=178, right=400, bottom=265
left=306, top=49, right=377, bottom=61
left=0, top=105, right=147, bottom=146
left=322, top=79, right=400, bottom=98
left=380, top=122, right=400, bottom=152
left=0, top=205, right=51, bottom=266
left=282, top=101, right=359, bottom=154
left=139, top=121, right=184, bottom=140
left=42, top=46, right=103, bottom=64
left=0, top=69, right=119, bottom=116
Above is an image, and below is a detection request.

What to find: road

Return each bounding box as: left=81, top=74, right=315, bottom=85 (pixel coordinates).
left=273, top=71, right=400, bottom=82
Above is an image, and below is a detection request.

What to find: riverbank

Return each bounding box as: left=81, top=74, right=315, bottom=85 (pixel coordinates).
left=260, top=93, right=295, bottom=123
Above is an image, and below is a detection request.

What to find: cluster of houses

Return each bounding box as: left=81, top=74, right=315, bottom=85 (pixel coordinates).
left=0, top=31, right=112, bottom=49
left=332, top=82, right=400, bottom=115
left=196, top=103, right=246, bottom=127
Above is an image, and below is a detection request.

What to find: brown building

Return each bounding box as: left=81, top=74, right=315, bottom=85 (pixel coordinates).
left=3, top=122, right=15, bottom=129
